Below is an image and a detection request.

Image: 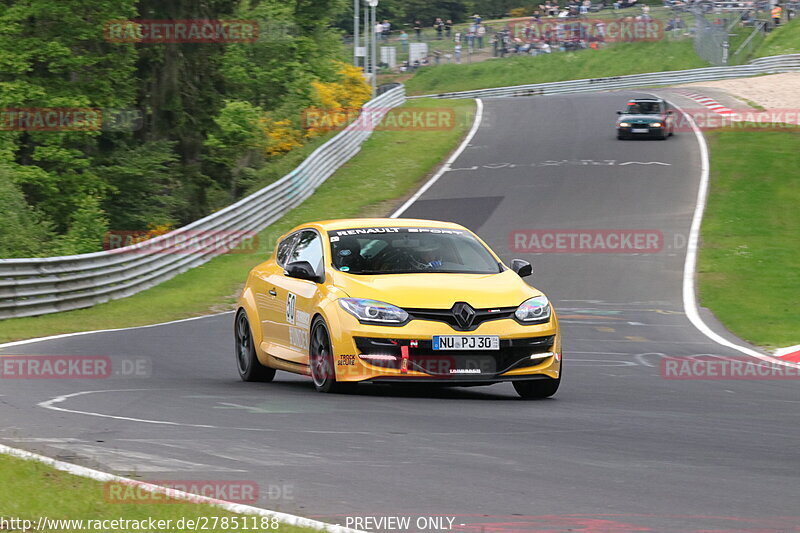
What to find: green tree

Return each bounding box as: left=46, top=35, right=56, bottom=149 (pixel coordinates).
left=0, top=170, right=54, bottom=258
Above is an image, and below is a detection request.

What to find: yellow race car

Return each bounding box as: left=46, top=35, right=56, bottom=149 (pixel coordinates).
left=235, top=218, right=561, bottom=399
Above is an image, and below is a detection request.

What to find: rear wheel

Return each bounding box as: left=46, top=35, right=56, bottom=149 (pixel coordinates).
left=235, top=310, right=276, bottom=382
left=309, top=317, right=355, bottom=394
left=513, top=377, right=560, bottom=399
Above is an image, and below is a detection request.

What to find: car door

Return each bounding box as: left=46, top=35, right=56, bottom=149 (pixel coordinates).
left=253, top=232, right=298, bottom=358
left=269, top=229, right=325, bottom=366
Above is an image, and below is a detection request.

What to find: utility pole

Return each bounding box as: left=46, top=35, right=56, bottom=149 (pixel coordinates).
left=353, top=0, right=359, bottom=67
left=368, top=0, right=379, bottom=96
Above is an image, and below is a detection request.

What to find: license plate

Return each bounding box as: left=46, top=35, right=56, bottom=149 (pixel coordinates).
left=631, top=128, right=649, bottom=133
left=433, top=335, right=500, bottom=350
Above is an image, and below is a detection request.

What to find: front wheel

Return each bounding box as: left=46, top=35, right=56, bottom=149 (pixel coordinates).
left=309, top=317, right=355, bottom=394
left=513, top=377, right=560, bottom=399
left=235, top=310, right=276, bottom=382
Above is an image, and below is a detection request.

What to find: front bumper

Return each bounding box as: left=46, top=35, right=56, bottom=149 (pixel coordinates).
left=618, top=125, right=664, bottom=137
left=328, top=310, right=561, bottom=383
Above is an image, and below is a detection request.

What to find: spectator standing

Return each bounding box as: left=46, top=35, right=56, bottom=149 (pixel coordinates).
left=445, top=19, right=453, bottom=37
left=374, top=21, right=384, bottom=41
left=771, top=3, right=782, bottom=26
left=399, top=30, right=409, bottom=52
left=435, top=18, right=444, bottom=39
left=454, top=42, right=462, bottom=63
left=413, top=20, right=422, bottom=41
left=476, top=24, right=486, bottom=48
left=382, top=20, right=391, bottom=39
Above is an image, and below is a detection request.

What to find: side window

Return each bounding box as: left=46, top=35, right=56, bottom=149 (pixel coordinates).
left=287, top=230, right=324, bottom=276
left=276, top=234, right=297, bottom=267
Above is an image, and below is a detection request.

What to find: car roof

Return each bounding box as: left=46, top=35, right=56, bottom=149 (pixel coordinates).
left=292, top=218, right=469, bottom=233
left=628, top=98, right=664, bottom=103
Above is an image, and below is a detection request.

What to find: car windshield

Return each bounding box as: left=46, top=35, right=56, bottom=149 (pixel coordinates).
left=329, top=227, right=502, bottom=275
left=625, top=101, right=662, bottom=114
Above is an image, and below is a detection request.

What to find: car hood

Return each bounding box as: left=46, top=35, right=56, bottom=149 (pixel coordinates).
left=331, top=269, right=539, bottom=309
left=618, top=114, right=663, bottom=122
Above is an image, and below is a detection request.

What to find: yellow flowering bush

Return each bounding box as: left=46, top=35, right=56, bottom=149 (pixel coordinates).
left=261, top=118, right=303, bottom=157
left=305, top=62, right=372, bottom=138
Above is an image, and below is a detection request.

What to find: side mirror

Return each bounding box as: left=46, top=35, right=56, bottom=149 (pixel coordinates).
left=616, top=110, right=623, bottom=115
left=510, top=259, right=533, bottom=278
left=285, top=261, right=322, bottom=283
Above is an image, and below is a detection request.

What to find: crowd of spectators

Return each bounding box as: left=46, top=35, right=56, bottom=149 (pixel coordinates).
left=369, top=0, right=797, bottom=73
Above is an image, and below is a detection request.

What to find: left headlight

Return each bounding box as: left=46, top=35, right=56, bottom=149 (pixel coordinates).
left=618, top=122, right=631, bottom=127
left=515, top=295, right=551, bottom=323
left=339, top=298, right=409, bottom=324
left=650, top=122, right=663, bottom=128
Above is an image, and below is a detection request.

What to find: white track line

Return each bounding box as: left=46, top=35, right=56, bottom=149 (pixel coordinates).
left=0, top=311, right=234, bottom=350
left=0, top=444, right=364, bottom=533
left=390, top=99, right=484, bottom=218
left=666, top=96, right=800, bottom=370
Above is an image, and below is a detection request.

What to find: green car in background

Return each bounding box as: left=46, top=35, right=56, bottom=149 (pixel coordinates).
left=616, top=98, right=675, bottom=140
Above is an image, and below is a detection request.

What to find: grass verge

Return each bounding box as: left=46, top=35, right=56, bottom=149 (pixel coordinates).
left=755, top=17, right=800, bottom=57
left=0, top=99, right=475, bottom=343
left=0, top=453, right=318, bottom=533
left=404, top=40, right=706, bottom=95
left=699, top=126, right=800, bottom=349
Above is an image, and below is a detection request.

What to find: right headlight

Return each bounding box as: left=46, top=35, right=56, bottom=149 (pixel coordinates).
left=339, top=298, right=409, bottom=324
left=515, top=295, right=551, bottom=322
left=618, top=122, right=631, bottom=127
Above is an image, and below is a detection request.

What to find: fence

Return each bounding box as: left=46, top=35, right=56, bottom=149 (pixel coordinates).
left=413, top=53, right=800, bottom=99
left=0, top=86, right=406, bottom=320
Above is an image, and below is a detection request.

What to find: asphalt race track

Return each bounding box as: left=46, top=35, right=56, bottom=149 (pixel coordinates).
left=2, top=91, right=798, bottom=533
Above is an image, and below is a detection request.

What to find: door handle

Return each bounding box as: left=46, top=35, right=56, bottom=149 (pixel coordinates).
left=268, top=288, right=277, bottom=296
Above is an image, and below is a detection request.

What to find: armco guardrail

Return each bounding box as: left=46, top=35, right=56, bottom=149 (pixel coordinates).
left=415, top=54, right=800, bottom=99
left=0, top=86, right=406, bottom=319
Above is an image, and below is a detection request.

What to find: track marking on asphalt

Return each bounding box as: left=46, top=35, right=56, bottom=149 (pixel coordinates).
left=595, top=327, right=616, bottom=332
left=54, top=443, right=246, bottom=472
left=119, top=439, right=322, bottom=467
left=662, top=96, right=800, bottom=370
left=390, top=99, right=484, bottom=218
left=624, top=336, right=649, bottom=342
left=0, top=311, right=234, bottom=350
left=568, top=359, right=638, bottom=367
left=37, top=389, right=529, bottom=434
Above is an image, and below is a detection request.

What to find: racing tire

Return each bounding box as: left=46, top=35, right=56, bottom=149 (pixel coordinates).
left=309, top=317, right=356, bottom=394
left=235, top=309, right=276, bottom=382
left=513, top=377, right=560, bottom=399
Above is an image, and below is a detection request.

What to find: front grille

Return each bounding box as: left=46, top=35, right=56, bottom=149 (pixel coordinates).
left=403, top=306, right=517, bottom=331
left=354, top=336, right=555, bottom=376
